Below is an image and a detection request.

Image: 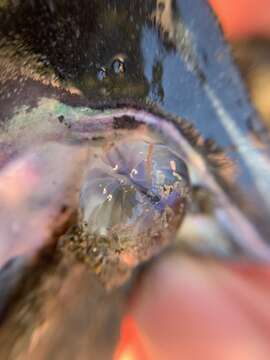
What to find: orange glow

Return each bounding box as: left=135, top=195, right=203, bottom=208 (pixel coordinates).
left=114, top=316, right=148, bottom=360
left=209, top=0, right=270, bottom=39
left=117, top=347, right=136, bottom=360
left=114, top=258, right=270, bottom=360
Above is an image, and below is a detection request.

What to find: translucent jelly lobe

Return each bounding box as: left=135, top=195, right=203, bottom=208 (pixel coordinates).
left=79, top=137, right=190, bottom=266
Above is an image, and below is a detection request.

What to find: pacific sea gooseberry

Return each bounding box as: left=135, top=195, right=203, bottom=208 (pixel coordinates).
left=61, top=134, right=191, bottom=286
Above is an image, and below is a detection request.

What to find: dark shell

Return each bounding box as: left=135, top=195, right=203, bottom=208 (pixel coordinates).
left=0, top=0, right=270, bottom=358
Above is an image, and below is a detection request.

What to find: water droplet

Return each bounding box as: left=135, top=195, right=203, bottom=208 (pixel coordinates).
left=130, top=168, right=138, bottom=178
left=106, top=194, right=113, bottom=202
left=97, top=67, right=107, bottom=81
left=112, top=58, right=125, bottom=75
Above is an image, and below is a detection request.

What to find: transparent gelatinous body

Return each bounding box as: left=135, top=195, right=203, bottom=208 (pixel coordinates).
left=63, top=135, right=191, bottom=282
left=81, top=137, right=190, bottom=236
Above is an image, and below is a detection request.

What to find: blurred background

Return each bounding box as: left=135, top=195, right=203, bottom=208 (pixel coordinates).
left=210, top=0, right=270, bottom=126
left=116, top=1, right=270, bottom=359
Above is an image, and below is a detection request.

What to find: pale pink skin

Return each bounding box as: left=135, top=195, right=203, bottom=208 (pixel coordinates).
left=115, top=255, right=270, bottom=360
